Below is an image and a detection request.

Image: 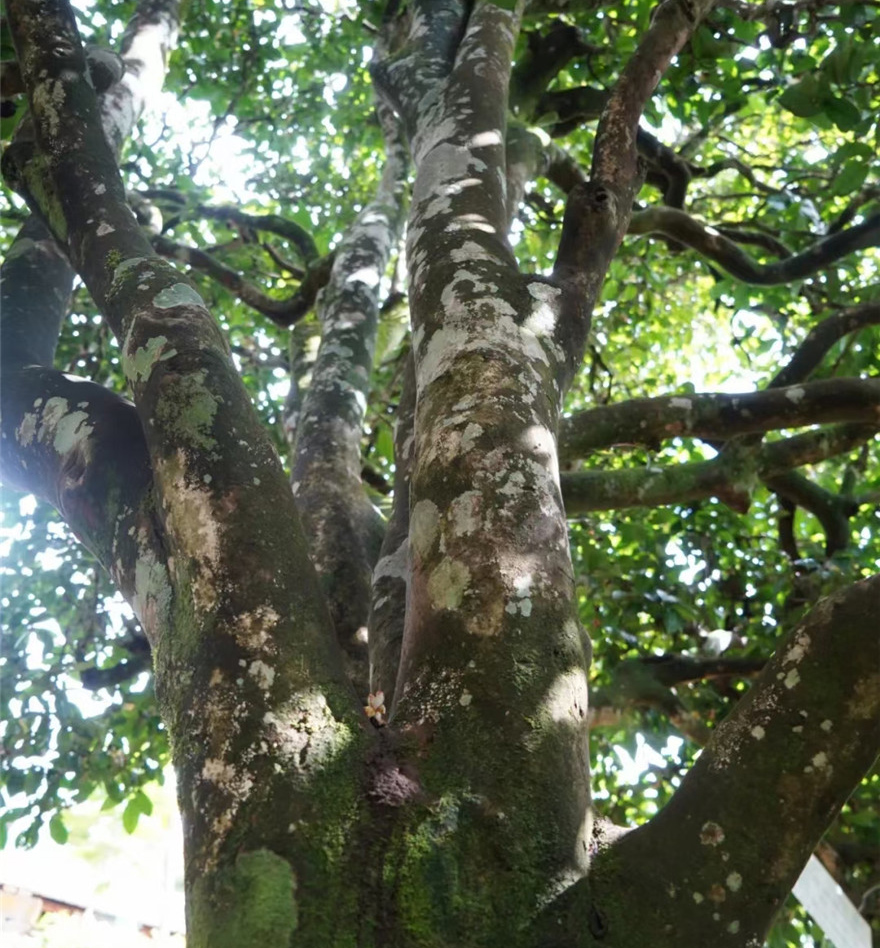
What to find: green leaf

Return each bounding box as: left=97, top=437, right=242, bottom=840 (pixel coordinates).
left=831, top=158, right=870, bottom=196
left=823, top=96, right=862, bottom=131
left=122, top=798, right=141, bottom=834
left=777, top=77, right=825, bottom=117
left=48, top=812, right=69, bottom=845
left=133, top=789, right=154, bottom=817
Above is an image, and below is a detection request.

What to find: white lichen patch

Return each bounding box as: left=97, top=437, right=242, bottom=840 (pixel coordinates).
left=692, top=892, right=704, bottom=904
left=448, top=491, right=482, bottom=537
left=505, top=598, right=532, bottom=617
left=132, top=546, right=172, bottom=639
left=782, top=668, right=800, bottom=689
left=726, top=872, right=742, bottom=892
left=112, top=256, right=151, bottom=283
left=16, top=412, right=38, bottom=447
left=53, top=409, right=94, bottom=455
left=233, top=605, right=281, bottom=651
left=428, top=558, right=471, bottom=611
left=249, top=660, right=276, bottom=691
left=263, top=688, right=350, bottom=773
left=32, top=79, right=66, bottom=137
left=728, top=921, right=740, bottom=934
left=411, top=500, right=440, bottom=560
left=785, top=386, right=806, bottom=403
left=459, top=689, right=473, bottom=707
left=820, top=719, right=833, bottom=732
left=750, top=725, right=765, bottom=740
left=153, top=282, right=206, bottom=310
left=124, top=334, right=176, bottom=383
left=96, top=222, right=115, bottom=237
left=811, top=751, right=830, bottom=771
left=700, top=821, right=725, bottom=846
left=782, top=633, right=810, bottom=665
left=670, top=397, right=694, bottom=410
left=460, top=422, right=483, bottom=454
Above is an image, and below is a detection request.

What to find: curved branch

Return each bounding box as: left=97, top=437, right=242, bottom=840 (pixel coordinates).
left=629, top=206, right=880, bottom=284
left=151, top=234, right=332, bottom=326
left=559, top=377, right=880, bottom=461
left=770, top=301, right=880, bottom=388
left=592, top=0, right=717, bottom=188
left=579, top=574, right=880, bottom=948
left=561, top=424, right=877, bottom=514
left=764, top=470, right=858, bottom=558
left=195, top=204, right=320, bottom=264
left=590, top=653, right=765, bottom=744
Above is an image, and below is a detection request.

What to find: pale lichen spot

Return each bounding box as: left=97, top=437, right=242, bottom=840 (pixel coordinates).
left=783, top=633, right=810, bottom=664
left=469, top=129, right=503, bottom=148
left=411, top=500, right=440, bottom=561
left=154, top=283, right=205, bottom=309
left=726, top=872, right=742, bottom=892
left=448, top=491, right=482, bottom=537
left=820, top=719, right=833, bottom=732
left=692, top=892, right=704, bottom=904
left=700, top=821, right=725, bottom=846
left=670, top=397, right=693, bottom=410
left=459, top=690, right=473, bottom=707
left=249, top=660, right=276, bottom=691
left=17, top=413, right=38, bottom=447
left=728, top=921, right=740, bottom=934
left=785, top=386, right=806, bottom=403
left=460, top=422, right=483, bottom=454
left=125, top=335, right=176, bottom=383
left=233, top=606, right=281, bottom=651
left=811, top=751, right=830, bottom=771
left=428, top=558, right=470, bottom=611
left=783, top=668, right=800, bottom=689
left=96, top=222, right=115, bottom=237
left=750, top=725, right=765, bottom=740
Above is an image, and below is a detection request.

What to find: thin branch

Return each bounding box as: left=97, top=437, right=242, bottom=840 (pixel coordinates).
left=561, top=424, right=877, bottom=514
left=151, top=234, right=331, bottom=325
left=559, top=377, right=880, bottom=461
left=628, top=207, right=880, bottom=284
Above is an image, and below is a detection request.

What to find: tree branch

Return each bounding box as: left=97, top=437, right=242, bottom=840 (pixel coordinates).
left=629, top=206, right=880, bottom=284
left=291, top=100, right=409, bottom=690
left=561, top=424, right=877, bottom=514
left=592, top=0, right=717, bottom=188
left=581, top=574, right=880, bottom=948
left=559, top=377, right=880, bottom=461
left=769, top=301, right=880, bottom=388
left=151, top=234, right=331, bottom=325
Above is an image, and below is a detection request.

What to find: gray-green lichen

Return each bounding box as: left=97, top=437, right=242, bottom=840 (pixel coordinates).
left=156, top=370, right=220, bottom=450
left=154, top=282, right=206, bottom=309
left=124, top=335, right=177, bottom=383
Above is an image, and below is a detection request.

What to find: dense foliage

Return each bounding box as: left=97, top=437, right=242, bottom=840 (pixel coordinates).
left=1, top=0, right=878, bottom=944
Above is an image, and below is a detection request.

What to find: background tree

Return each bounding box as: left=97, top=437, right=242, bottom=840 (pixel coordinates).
left=1, top=0, right=878, bottom=946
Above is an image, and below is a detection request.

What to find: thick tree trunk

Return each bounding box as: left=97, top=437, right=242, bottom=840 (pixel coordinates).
left=2, top=0, right=878, bottom=945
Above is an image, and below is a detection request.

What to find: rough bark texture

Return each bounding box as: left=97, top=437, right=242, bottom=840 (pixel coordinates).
left=3, top=0, right=878, bottom=945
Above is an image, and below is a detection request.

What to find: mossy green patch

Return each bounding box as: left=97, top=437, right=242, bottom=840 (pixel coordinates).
left=155, top=369, right=219, bottom=450
left=189, top=849, right=297, bottom=948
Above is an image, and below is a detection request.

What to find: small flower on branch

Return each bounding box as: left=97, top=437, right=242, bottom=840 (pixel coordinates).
left=364, top=691, right=386, bottom=727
